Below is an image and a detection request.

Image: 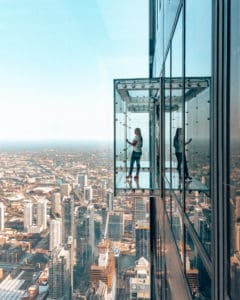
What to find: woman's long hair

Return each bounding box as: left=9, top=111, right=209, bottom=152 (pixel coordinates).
left=174, top=128, right=182, bottom=140
left=135, top=128, right=143, bottom=146
left=174, top=128, right=182, bottom=147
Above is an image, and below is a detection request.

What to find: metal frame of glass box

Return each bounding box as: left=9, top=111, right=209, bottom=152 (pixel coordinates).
left=114, top=77, right=210, bottom=196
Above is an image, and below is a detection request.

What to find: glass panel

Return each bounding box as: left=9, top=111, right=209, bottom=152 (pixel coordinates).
left=186, top=85, right=211, bottom=190
left=153, top=1, right=164, bottom=76
left=186, top=231, right=211, bottom=298
left=170, top=13, right=184, bottom=201
left=114, top=78, right=161, bottom=193
left=155, top=196, right=166, bottom=299
left=186, top=0, right=212, bottom=77
left=185, top=191, right=211, bottom=256
left=165, top=190, right=172, bottom=220
left=172, top=198, right=184, bottom=261
left=171, top=86, right=183, bottom=187
left=185, top=1, right=212, bottom=259
left=114, top=195, right=150, bottom=299
left=229, top=0, right=240, bottom=298
left=164, top=52, right=171, bottom=190
left=185, top=0, right=211, bottom=193
left=164, top=0, right=181, bottom=57
left=115, top=86, right=127, bottom=174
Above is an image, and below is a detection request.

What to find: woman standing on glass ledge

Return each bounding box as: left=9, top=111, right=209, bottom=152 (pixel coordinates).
left=126, top=128, right=143, bottom=180
left=173, top=127, right=192, bottom=181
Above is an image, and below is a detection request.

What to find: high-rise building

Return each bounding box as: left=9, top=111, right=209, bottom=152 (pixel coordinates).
left=135, top=222, right=150, bottom=261
left=62, top=196, right=73, bottom=244
left=108, top=212, right=124, bottom=241
left=129, top=257, right=150, bottom=300
left=78, top=174, right=88, bottom=188
left=48, top=247, right=71, bottom=300
left=132, top=197, right=147, bottom=237
left=90, top=240, right=116, bottom=299
left=106, top=189, right=114, bottom=211
left=88, top=204, right=95, bottom=262
left=24, top=200, right=33, bottom=232
left=52, top=192, right=61, bottom=217
left=114, top=1, right=240, bottom=298
left=75, top=205, right=93, bottom=290
left=0, top=203, right=4, bottom=231
left=49, top=219, right=62, bottom=251
left=84, top=186, right=93, bottom=202
left=37, top=199, right=47, bottom=230
left=61, top=183, right=71, bottom=198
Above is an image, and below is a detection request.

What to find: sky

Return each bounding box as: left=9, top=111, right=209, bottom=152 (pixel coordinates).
left=0, top=0, right=148, bottom=142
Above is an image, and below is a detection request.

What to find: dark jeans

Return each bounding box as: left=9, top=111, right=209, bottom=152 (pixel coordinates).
left=129, top=151, right=142, bottom=176
left=175, top=152, right=189, bottom=177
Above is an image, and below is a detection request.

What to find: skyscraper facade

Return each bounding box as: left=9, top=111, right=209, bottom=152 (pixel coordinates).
left=108, top=212, right=124, bottom=241
left=24, top=201, right=33, bottom=232
left=37, top=199, right=47, bottom=230
left=135, top=223, right=150, bottom=261
left=52, top=192, right=62, bottom=217
left=62, top=196, right=73, bottom=244
left=61, top=183, right=71, bottom=198
left=48, top=247, right=70, bottom=300
left=114, top=1, right=239, bottom=299
left=78, top=173, right=88, bottom=188
left=106, top=189, right=114, bottom=211
left=50, top=219, right=62, bottom=251
left=88, top=204, right=95, bottom=262
left=84, top=186, right=93, bottom=203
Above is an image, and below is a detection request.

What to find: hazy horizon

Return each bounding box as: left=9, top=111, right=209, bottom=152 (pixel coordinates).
left=0, top=139, right=113, bottom=151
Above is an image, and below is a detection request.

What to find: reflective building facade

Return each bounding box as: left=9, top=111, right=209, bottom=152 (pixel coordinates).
left=114, top=0, right=239, bottom=299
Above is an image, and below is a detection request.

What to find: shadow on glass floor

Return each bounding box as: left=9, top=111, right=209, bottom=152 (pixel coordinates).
left=164, top=171, right=209, bottom=193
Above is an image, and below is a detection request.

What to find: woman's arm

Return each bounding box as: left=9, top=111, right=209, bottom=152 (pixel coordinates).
left=126, top=139, right=137, bottom=146
left=185, top=138, right=192, bottom=145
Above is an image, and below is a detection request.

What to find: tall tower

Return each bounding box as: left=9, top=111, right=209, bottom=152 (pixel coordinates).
left=84, top=186, right=93, bottom=202
left=106, top=189, right=114, bottom=211
left=52, top=192, right=62, bottom=217
left=135, top=222, right=150, bottom=260
left=50, top=219, right=62, bottom=251
left=88, top=204, right=95, bottom=262
left=61, top=183, right=71, bottom=198
left=49, top=247, right=71, bottom=299
left=37, top=199, right=47, bottom=230
left=108, top=212, right=124, bottom=241
left=24, top=201, right=33, bottom=232
left=132, top=197, right=146, bottom=238
left=62, top=195, right=74, bottom=244
left=78, top=174, right=88, bottom=188
left=90, top=240, right=116, bottom=293
left=0, top=203, right=4, bottom=231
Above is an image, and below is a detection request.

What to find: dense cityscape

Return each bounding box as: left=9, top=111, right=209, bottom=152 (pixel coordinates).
left=0, top=143, right=150, bottom=299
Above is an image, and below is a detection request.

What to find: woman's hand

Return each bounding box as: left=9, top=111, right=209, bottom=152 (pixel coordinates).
left=185, top=138, right=192, bottom=145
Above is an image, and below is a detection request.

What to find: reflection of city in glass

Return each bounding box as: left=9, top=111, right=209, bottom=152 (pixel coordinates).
left=230, top=1, right=240, bottom=297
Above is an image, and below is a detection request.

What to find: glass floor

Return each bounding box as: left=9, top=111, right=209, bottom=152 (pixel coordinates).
left=164, top=171, right=209, bottom=193
left=115, top=170, right=150, bottom=191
